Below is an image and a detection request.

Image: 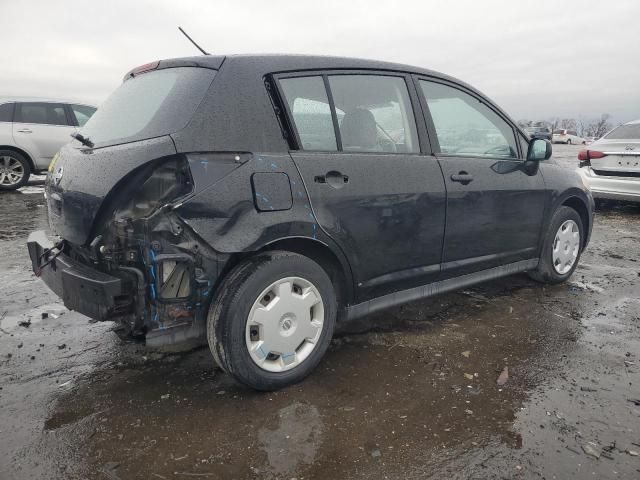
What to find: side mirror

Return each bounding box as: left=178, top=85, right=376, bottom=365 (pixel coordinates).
left=527, top=138, right=552, bottom=161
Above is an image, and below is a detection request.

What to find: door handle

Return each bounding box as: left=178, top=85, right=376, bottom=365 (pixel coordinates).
left=315, top=171, right=349, bottom=189
left=450, top=171, right=474, bottom=185
left=16, top=128, right=32, bottom=133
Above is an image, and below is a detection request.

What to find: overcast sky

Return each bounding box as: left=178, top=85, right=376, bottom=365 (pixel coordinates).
left=1, top=0, right=638, bottom=124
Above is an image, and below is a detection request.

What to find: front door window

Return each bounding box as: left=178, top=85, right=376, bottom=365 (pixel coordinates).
left=419, top=81, right=518, bottom=159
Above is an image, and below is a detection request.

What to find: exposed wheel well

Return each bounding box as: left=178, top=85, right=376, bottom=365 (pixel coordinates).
left=215, top=238, right=353, bottom=312
left=220, top=239, right=353, bottom=309
left=258, top=238, right=353, bottom=309
left=0, top=145, right=36, bottom=172
left=562, top=196, right=590, bottom=249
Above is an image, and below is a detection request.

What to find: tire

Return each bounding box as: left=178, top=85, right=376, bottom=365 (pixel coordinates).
left=207, top=251, right=337, bottom=391
left=566, top=139, right=572, bottom=145
left=0, top=150, right=30, bottom=190
left=528, top=206, right=583, bottom=284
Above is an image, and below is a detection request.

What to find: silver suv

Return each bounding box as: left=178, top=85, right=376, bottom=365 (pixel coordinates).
left=0, top=98, right=96, bottom=190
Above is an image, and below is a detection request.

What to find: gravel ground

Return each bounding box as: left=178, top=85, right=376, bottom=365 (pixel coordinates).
left=0, top=145, right=639, bottom=479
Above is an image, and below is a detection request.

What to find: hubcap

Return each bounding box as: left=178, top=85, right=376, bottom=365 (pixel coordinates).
left=246, top=276, right=324, bottom=372
left=0, top=156, right=24, bottom=186
left=552, top=219, right=580, bottom=275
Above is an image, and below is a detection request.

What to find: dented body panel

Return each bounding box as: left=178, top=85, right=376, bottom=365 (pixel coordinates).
left=46, top=136, right=178, bottom=245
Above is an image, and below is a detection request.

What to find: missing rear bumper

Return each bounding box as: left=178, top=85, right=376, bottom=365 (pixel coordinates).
left=27, top=231, right=129, bottom=321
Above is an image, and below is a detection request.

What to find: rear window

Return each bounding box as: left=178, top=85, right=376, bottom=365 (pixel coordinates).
left=71, top=104, right=97, bottom=127
left=80, top=67, right=216, bottom=147
left=604, top=123, right=640, bottom=140
left=553, top=130, right=566, bottom=134
left=0, top=102, right=14, bottom=122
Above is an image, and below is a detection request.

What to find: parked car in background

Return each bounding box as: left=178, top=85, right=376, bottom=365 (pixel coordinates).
left=28, top=54, right=593, bottom=390
left=578, top=119, right=640, bottom=203
left=524, top=125, right=552, bottom=141
left=0, top=98, right=97, bottom=190
left=553, top=129, right=585, bottom=145
left=584, top=136, right=598, bottom=145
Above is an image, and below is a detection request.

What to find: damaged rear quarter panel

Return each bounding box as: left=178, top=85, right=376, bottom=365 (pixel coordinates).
left=47, top=136, right=177, bottom=245
left=175, top=152, right=351, bottom=277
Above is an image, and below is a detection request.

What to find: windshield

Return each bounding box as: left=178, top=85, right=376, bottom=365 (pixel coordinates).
left=80, top=67, right=216, bottom=147
left=604, top=123, right=640, bottom=140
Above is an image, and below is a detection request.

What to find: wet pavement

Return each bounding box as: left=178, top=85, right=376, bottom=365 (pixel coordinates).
left=1, top=145, right=639, bottom=479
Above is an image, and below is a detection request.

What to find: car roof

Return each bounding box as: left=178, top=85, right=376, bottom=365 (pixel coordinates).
left=0, top=96, right=96, bottom=107
left=624, top=119, right=640, bottom=125
left=141, top=53, right=516, bottom=121
left=146, top=53, right=475, bottom=92
left=223, top=53, right=445, bottom=75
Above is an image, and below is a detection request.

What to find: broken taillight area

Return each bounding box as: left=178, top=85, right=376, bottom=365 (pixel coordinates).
left=83, top=155, right=227, bottom=346
left=113, top=156, right=193, bottom=221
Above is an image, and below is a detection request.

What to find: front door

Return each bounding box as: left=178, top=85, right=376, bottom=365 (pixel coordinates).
left=278, top=73, right=446, bottom=300
left=12, top=102, right=75, bottom=169
left=417, top=79, right=547, bottom=278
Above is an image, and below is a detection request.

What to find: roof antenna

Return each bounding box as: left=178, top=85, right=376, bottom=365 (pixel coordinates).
left=178, top=26, right=210, bottom=55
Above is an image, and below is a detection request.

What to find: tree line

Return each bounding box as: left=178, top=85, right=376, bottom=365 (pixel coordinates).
left=518, top=114, right=613, bottom=138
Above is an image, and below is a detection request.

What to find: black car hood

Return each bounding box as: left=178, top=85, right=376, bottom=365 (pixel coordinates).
left=46, top=136, right=177, bottom=245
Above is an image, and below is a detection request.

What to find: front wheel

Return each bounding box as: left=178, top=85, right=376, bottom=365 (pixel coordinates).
left=528, top=206, right=583, bottom=284
left=207, top=251, right=337, bottom=390
left=0, top=150, right=30, bottom=190
left=566, top=139, right=572, bottom=145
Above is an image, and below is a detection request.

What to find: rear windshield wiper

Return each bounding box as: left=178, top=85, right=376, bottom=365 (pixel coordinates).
left=71, top=132, right=94, bottom=148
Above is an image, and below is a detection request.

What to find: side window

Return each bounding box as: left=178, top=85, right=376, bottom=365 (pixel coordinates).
left=279, top=76, right=337, bottom=151
left=0, top=102, right=14, bottom=122
left=16, top=102, right=69, bottom=126
left=419, top=81, right=517, bottom=159
left=70, top=104, right=97, bottom=127
left=328, top=75, right=419, bottom=153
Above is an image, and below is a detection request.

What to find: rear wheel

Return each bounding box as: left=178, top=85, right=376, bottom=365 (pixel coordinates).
left=566, top=139, right=572, bottom=145
left=528, top=206, right=583, bottom=284
left=0, top=150, right=30, bottom=190
left=207, top=251, right=337, bottom=390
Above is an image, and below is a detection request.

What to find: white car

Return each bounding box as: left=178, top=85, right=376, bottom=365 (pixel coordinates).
left=578, top=119, right=640, bottom=203
left=553, top=129, right=585, bottom=145
left=0, top=98, right=96, bottom=190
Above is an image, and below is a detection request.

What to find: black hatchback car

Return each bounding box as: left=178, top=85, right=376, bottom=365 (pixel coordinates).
left=28, top=55, right=593, bottom=390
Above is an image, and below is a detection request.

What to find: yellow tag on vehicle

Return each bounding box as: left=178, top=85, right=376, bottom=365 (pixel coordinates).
left=48, top=152, right=60, bottom=173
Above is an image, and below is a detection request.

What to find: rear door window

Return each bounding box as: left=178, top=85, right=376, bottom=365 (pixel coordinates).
left=15, top=102, right=70, bottom=126
left=279, top=76, right=337, bottom=151
left=328, top=75, right=419, bottom=153
left=0, top=102, right=14, bottom=122
left=419, top=80, right=517, bottom=159
left=79, top=67, right=216, bottom=147
left=70, top=104, right=97, bottom=127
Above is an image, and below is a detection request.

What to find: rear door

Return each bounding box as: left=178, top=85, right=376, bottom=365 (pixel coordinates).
left=12, top=102, right=75, bottom=170
left=276, top=72, right=446, bottom=301
left=416, top=78, right=546, bottom=278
